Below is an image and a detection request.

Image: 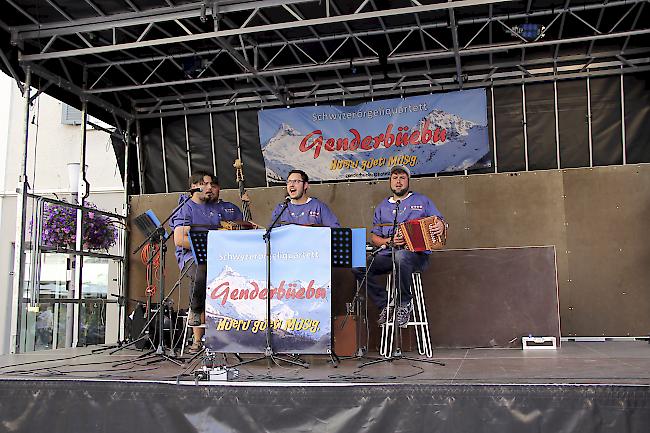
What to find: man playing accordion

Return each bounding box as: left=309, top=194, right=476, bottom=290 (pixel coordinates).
left=354, top=165, right=446, bottom=328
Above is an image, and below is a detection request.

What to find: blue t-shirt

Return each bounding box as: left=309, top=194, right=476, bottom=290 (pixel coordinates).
left=270, top=197, right=341, bottom=228
left=371, top=192, right=443, bottom=255
left=177, top=194, right=243, bottom=222
left=214, top=200, right=244, bottom=222
left=170, top=199, right=223, bottom=268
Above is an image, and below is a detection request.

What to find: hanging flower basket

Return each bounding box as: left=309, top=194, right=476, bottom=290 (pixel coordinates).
left=39, top=202, right=118, bottom=251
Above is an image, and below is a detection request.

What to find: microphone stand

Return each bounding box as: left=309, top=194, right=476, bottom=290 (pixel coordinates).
left=360, top=198, right=445, bottom=368
left=230, top=198, right=309, bottom=368
left=337, top=248, right=380, bottom=362
left=119, top=193, right=195, bottom=365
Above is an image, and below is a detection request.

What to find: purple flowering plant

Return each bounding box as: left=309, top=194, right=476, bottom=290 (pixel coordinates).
left=39, top=202, right=118, bottom=251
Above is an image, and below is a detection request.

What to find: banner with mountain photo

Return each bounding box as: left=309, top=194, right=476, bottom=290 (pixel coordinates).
left=204, top=225, right=332, bottom=354
left=258, top=88, right=490, bottom=182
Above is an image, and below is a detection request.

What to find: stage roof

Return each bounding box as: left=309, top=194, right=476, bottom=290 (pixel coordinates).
left=1, top=0, right=649, bottom=127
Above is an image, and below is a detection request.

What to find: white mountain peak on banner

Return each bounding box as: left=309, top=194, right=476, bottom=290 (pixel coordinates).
left=265, top=122, right=302, bottom=149
left=219, top=265, right=238, bottom=278
left=262, top=123, right=341, bottom=181
left=416, top=109, right=477, bottom=140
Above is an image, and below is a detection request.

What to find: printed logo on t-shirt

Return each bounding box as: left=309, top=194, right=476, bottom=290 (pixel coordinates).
left=308, top=210, right=320, bottom=218
left=410, top=205, right=424, bottom=211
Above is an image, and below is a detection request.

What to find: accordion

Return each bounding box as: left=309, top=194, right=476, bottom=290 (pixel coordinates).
left=220, top=220, right=256, bottom=230
left=398, top=216, right=447, bottom=252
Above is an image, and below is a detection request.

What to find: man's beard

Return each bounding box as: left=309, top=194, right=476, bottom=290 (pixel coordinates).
left=290, top=190, right=304, bottom=200
left=391, top=187, right=408, bottom=197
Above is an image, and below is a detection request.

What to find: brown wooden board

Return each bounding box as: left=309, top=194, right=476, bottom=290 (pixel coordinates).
left=423, top=247, right=560, bottom=348
left=562, top=166, right=650, bottom=336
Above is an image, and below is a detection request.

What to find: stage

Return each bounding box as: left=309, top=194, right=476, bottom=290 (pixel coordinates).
left=1, top=341, right=649, bottom=432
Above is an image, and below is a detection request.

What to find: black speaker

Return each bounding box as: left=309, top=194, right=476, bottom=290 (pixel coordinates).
left=128, top=303, right=184, bottom=350
left=129, top=303, right=151, bottom=349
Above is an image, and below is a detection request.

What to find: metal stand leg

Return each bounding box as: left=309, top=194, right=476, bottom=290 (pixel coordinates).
left=409, top=273, right=433, bottom=358
left=380, top=274, right=396, bottom=358
left=360, top=272, right=444, bottom=368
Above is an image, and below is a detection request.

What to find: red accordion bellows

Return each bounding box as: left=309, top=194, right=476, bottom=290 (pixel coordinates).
left=399, top=216, right=447, bottom=252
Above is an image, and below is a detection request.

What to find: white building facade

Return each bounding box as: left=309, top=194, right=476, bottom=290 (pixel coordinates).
left=0, top=73, right=125, bottom=355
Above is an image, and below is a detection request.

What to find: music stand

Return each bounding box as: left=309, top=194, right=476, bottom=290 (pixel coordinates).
left=331, top=228, right=353, bottom=268
left=332, top=228, right=377, bottom=363
left=126, top=197, right=193, bottom=365
left=188, top=229, right=209, bottom=265
left=109, top=210, right=166, bottom=355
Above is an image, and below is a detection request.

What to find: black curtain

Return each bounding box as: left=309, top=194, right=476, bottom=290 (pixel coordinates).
left=110, top=133, right=140, bottom=195
left=591, top=77, right=623, bottom=166
left=139, top=119, right=165, bottom=193
left=187, top=114, right=216, bottom=177
left=162, top=116, right=189, bottom=192
left=557, top=79, right=590, bottom=168
left=494, top=86, right=526, bottom=172
left=525, top=82, right=557, bottom=170
left=131, top=75, right=646, bottom=193
left=211, top=112, right=238, bottom=189
left=624, top=73, right=650, bottom=164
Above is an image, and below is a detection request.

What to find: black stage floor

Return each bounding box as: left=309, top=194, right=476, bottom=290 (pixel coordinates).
left=1, top=340, right=650, bottom=384
left=1, top=341, right=649, bottom=432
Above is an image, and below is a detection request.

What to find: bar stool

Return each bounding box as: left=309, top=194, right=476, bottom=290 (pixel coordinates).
left=180, top=314, right=191, bottom=356
left=380, top=272, right=433, bottom=358
left=180, top=313, right=206, bottom=356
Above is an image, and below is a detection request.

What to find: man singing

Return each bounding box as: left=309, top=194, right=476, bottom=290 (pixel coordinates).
left=269, top=169, right=341, bottom=228
left=356, top=165, right=446, bottom=328
left=170, top=171, right=224, bottom=353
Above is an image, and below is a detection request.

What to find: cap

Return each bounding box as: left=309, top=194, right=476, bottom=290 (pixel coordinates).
left=390, top=164, right=411, bottom=177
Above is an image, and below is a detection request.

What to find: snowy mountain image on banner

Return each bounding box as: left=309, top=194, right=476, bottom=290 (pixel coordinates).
left=205, top=265, right=331, bottom=340
left=257, top=89, right=490, bottom=182
left=369, top=109, right=489, bottom=174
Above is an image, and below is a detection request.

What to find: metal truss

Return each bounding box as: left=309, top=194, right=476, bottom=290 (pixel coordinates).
left=4, top=0, right=650, bottom=120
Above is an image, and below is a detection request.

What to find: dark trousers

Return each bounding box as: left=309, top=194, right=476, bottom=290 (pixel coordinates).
left=182, top=260, right=207, bottom=314
left=353, top=249, right=429, bottom=310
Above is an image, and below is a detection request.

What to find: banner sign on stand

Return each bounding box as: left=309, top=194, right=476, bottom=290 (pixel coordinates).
left=258, top=88, right=490, bottom=182
left=205, top=225, right=332, bottom=354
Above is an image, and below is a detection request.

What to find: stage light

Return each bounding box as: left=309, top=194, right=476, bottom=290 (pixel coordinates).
left=508, top=23, right=545, bottom=41
left=349, top=58, right=357, bottom=75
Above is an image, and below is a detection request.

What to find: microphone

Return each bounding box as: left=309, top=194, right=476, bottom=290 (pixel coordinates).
left=369, top=244, right=387, bottom=256
left=283, top=195, right=291, bottom=205
left=187, top=187, right=202, bottom=194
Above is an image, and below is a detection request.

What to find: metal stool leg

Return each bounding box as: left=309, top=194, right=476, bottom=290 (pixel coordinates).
left=380, top=272, right=433, bottom=359
left=180, top=315, right=190, bottom=356
left=408, top=272, right=432, bottom=358
left=380, top=275, right=397, bottom=358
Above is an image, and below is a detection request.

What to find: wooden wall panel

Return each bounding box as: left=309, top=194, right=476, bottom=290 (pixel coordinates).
left=128, top=164, right=650, bottom=338
left=562, top=166, right=650, bottom=335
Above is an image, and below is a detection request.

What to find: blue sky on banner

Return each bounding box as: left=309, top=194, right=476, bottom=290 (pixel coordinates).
left=258, top=88, right=487, bottom=145
left=206, top=226, right=331, bottom=287
left=258, top=88, right=490, bottom=181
